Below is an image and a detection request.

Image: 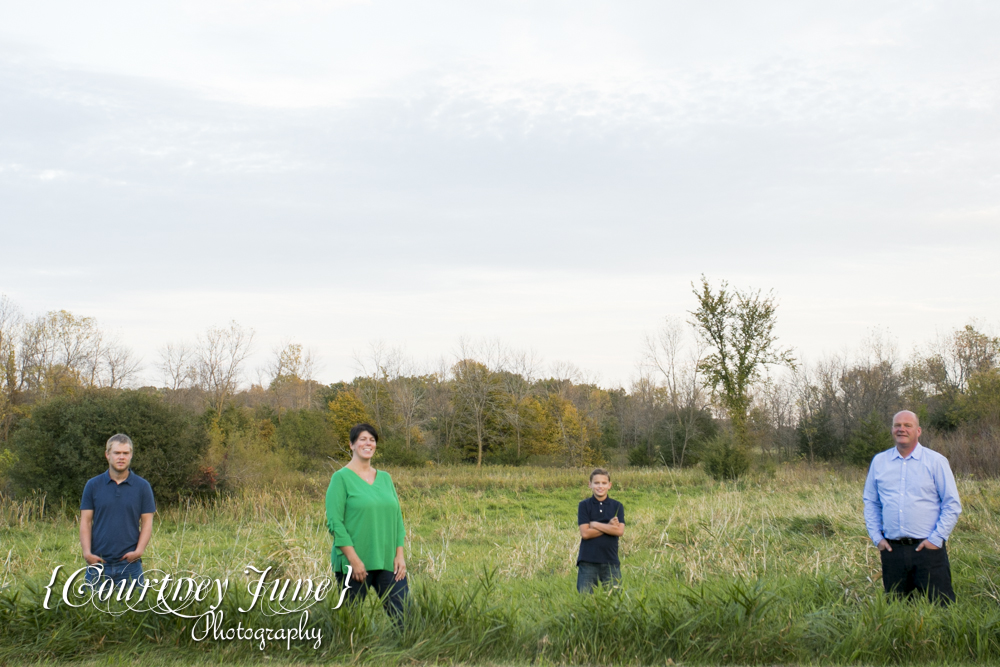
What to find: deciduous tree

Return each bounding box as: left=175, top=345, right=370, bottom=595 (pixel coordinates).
left=690, top=276, right=795, bottom=448
left=452, top=340, right=504, bottom=467
left=196, top=322, right=255, bottom=414
left=644, top=318, right=709, bottom=467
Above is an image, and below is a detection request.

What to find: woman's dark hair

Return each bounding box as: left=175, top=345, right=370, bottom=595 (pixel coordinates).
left=350, top=423, right=379, bottom=445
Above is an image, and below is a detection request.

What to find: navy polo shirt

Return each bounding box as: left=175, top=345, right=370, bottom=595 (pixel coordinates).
left=577, top=495, right=625, bottom=565
left=80, top=470, right=156, bottom=561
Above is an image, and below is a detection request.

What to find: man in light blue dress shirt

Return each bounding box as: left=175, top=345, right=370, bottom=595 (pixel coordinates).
left=863, top=410, right=962, bottom=603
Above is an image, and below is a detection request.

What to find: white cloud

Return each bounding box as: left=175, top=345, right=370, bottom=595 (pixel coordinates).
left=0, top=1, right=998, bottom=386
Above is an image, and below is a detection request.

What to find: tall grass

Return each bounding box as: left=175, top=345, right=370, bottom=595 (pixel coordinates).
left=2, top=464, right=1000, bottom=664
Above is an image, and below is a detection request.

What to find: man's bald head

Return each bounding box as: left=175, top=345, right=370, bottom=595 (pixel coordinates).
left=892, top=410, right=921, bottom=453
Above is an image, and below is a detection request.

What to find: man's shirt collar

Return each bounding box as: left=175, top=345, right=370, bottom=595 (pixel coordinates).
left=889, top=442, right=923, bottom=460
left=103, top=469, right=132, bottom=484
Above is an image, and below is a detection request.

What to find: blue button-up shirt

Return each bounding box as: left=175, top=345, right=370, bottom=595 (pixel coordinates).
left=863, top=443, right=961, bottom=548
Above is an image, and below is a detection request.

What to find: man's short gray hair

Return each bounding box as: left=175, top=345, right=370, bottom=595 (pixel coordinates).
left=105, top=433, right=134, bottom=453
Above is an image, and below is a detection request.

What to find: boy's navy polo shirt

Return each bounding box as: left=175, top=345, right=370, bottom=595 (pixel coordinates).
left=577, top=495, right=625, bottom=565
left=80, top=471, right=156, bottom=562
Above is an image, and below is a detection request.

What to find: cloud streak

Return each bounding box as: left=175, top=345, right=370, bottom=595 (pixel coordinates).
left=1, top=1, right=998, bottom=384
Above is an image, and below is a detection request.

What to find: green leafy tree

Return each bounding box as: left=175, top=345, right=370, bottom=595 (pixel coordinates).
left=690, top=276, right=796, bottom=449
left=967, top=368, right=1000, bottom=424
left=9, top=390, right=207, bottom=502
left=276, top=408, right=336, bottom=470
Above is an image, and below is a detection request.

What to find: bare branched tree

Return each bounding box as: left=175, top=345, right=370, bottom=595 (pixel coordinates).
left=353, top=341, right=396, bottom=437
left=829, top=333, right=902, bottom=439
left=753, top=373, right=797, bottom=459
left=159, top=342, right=198, bottom=390
left=16, top=316, right=53, bottom=393
left=0, top=308, right=141, bottom=397
left=422, top=358, right=458, bottom=455
left=628, top=372, right=663, bottom=461
left=265, top=341, right=317, bottom=414
left=501, top=347, right=540, bottom=459
left=48, top=310, right=99, bottom=379
left=0, top=296, right=25, bottom=440
left=384, top=351, right=426, bottom=449
left=197, top=322, right=255, bottom=414
left=452, top=338, right=505, bottom=467
left=643, top=317, right=708, bottom=467
left=924, top=323, right=1000, bottom=393
left=100, top=337, right=142, bottom=388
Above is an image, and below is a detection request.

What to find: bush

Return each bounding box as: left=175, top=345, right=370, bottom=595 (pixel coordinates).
left=375, top=438, right=431, bottom=467
left=702, top=433, right=751, bottom=481
left=967, top=368, right=1000, bottom=423
left=628, top=446, right=656, bottom=467
left=847, top=411, right=894, bottom=466
left=484, top=445, right=530, bottom=466
left=797, top=410, right=843, bottom=461
left=657, top=408, right=717, bottom=467
left=275, top=408, right=338, bottom=470
left=8, top=390, right=208, bottom=502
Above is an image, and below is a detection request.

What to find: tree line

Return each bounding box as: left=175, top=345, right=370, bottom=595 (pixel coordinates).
left=2, top=278, right=999, bottom=498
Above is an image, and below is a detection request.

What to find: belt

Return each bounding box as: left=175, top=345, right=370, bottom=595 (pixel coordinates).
left=887, top=538, right=923, bottom=546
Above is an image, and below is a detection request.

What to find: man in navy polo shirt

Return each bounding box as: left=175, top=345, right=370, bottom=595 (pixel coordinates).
left=80, top=434, right=156, bottom=584
left=577, top=468, right=625, bottom=593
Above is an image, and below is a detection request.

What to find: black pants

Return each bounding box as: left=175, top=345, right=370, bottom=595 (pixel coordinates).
left=336, top=570, right=408, bottom=620
left=880, top=541, right=956, bottom=604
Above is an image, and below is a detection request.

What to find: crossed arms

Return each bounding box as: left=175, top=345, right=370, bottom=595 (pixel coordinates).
left=579, top=516, right=625, bottom=539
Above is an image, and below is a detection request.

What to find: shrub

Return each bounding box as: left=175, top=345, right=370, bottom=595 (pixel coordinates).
left=375, top=437, right=431, bottom=467
left=702, top=433, right=751, bottom=481
left=275, top=408, right=337, bottom=470
left=967, top=368, right=1000, bottom=423
left=797, top=409, right=843, bottom=461
left=8, top=390, right=208, bottom=502
left=657, top=408, right=717, bottom=467
left=847, top=411, right=894, bottom=466
left=484, top=445, right=530, bottom=466
left=628, top=446, right=656, bottom=467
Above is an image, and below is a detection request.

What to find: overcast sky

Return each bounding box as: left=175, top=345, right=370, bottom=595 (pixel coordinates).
left=1, top=0, right=998, bottom=386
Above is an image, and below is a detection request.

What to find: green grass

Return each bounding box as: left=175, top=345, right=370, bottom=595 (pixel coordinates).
left=2, top=464, right=1000, bottom=664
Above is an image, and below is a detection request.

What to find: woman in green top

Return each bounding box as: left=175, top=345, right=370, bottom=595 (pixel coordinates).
left=325, top=423, right=408, bottom=618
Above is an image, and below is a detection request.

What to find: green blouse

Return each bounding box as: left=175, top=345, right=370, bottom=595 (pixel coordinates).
left=325, top=467, right=406, bottom=574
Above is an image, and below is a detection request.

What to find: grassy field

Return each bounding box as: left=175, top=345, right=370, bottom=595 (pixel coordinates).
left=2, top=463, right=1000, bottom=665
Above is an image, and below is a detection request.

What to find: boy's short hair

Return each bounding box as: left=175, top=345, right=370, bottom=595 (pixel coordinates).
left=589, top=468, right=610, bottom=482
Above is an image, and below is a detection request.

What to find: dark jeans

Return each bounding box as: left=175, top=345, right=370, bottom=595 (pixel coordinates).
left=577, top=561, right=621, bottom=593
left=880, top=541, right=956, bottom=604
left=336, top=570, right=408, bottom=620
left=84, top=558, right=145, bottom=586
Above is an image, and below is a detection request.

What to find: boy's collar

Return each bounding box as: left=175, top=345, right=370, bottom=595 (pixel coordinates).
left=592, top=493, right=609, bottom=501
